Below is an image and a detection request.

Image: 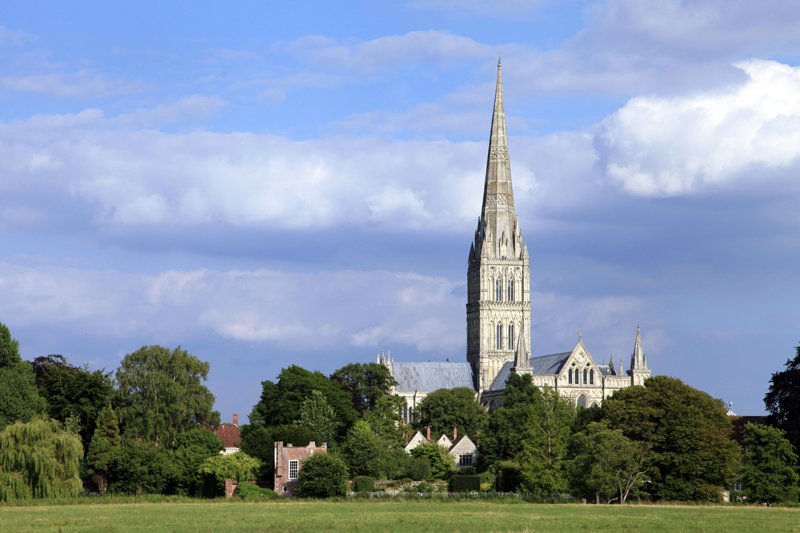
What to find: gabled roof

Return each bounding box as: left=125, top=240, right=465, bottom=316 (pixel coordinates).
left=215, top=423, right=240, bottom=449
left=392, top=361, right=475, bottom=393
left=448, top=434, right=477, bottom=454
left=488, top=352, right=572, bottom=391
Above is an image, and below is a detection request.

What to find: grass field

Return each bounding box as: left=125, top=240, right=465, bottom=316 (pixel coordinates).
left=1, top=499, right=799, bottom=533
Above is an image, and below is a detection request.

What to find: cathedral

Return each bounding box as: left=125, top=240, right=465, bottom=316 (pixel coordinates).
left=380, top=60, right=651, bottom=418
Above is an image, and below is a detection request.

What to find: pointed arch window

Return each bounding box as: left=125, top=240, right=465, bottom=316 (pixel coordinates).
left=589, top=369, right=594, bottom=385
left=568, top=369, right=572, bottom=384
left=495, top=280, right=502, bottom=302
left=575, top=369, right=580, bottom=385
left=508, top=323, right=515, bottom=350
left=496, top=324, right=502, bottom=350
left=583, top=369, right=588, bottom=384
left=508, top=280, right=514, bottom=302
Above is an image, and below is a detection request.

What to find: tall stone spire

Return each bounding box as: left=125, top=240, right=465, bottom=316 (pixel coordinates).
left=629, top=325, right=651, bottom=386
left=467, top=60, right=531, bottom=392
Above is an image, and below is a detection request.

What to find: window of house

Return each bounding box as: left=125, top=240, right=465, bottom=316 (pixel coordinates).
left=734, top=483, right=742, bottom=492
left=508, top=323, right=514, bottom=350
left=459, top=454, right=473, bottom=466
left=496, top=324, right=502, bottom=350
left=589, top=369, right=594, bottom=385
left=288, top=460, right=299, bottom=480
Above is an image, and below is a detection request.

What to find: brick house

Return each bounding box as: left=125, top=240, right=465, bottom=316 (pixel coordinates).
left=273, top=441, right=327, bottom=496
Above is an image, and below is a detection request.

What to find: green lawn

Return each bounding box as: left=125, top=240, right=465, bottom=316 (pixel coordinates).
left=2, top=499, right=799, bottom=533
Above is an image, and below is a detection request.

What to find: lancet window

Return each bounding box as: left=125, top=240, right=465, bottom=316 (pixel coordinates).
left=507, top=280, right=514, bottom=302
left=496, top=324, right=502, bottom=350
left=508, top=323, right=515, bottom=350
left=495, top=280, right=502, bottom=302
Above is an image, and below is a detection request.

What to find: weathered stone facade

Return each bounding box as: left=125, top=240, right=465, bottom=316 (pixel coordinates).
left=273, top=441, right=327, bottom=496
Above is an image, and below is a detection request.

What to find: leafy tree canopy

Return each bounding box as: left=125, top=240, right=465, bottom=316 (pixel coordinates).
left=331, top=362, right=397, bottom=414
left=239, top=424, right=321, bottom=479
left=338, top=420, right=389, bottom=478
left=299, top=390, right=337, bottom=445
left=0, top=322, right=46, bottom=428
left=248, top=365, right=358, bottom=438
left=115, top=345, right=220, bottom=446
left=174, top=429, right=224, bottom=455
left=0, top=322, right=21, bottom=368
left=414, top=387, right=487, bottom=438
left=738, top=422, right=800, bottom=504
left=296, top=452, right=349, bottom=498
left=602, top=375, right=740, bottom=502
left=764, top=345, right=800, bottom=451
left=198, top=451, right=261, bottom=497
left=409, top=442, right=455, bottom=480
left=86, top=406, right=121, bottom=494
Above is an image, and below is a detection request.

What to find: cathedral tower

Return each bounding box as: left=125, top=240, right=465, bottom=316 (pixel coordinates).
left=467, top=60, right=531, bottom=391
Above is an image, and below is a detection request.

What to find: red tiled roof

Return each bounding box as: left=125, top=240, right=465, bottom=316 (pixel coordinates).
left=215, top=423, right=241, bottom=449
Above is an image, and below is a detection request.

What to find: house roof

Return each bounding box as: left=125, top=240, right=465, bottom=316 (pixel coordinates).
left=215, top=423, right=241, bottom=449
left=448, top=434, right=477, bottom=453
left=392, top=361, right=475, bottom=392
left=488, top=352, right=572, bottom=391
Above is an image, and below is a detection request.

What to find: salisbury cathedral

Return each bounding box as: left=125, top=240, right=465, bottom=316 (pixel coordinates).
left=380, top=60, right=651, bottom=418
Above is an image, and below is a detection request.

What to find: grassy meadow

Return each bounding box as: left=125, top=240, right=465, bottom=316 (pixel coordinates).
left=1, top=499, right=799, bottom=533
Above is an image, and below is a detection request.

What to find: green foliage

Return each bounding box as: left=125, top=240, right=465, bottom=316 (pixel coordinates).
left=414, top=387, right=487, bottom=438
left=239, top=424, right=321, bottom=480
left=115, top=346, right=220, bottom=446
left=296, top=452, right=349, bottom=498
left=339, top=420, right=390, bottom=478
left=404, top=457, right=431, bottom=481
left=31, top=355, right=113, bottom=451
left=765, top=345, right=800, bottom=451
left=410, top=442, right=455, bottom=481
left=0, top=361, right=47, bottom=428
left=352, top=476, right=376, bottom=492
left=0, top=419, right=83, bottom=501
left=363, top=394, right=405, bottom=444
left=496, top=463, right=522, bottom=492
left=233, top=482, right=279, bottom=500
left=173, top=429, right=223, bottom=455
left=249, top=365, right=358, bottom=438
left=331, top=362, right=398, bottom=414
left=454, top=466, right=476, bottom=476
left=86, top=407, right=121, bottom=494
left=602, top=375, right=741, bottom=501
left=569, top=422, right=650, bottom=504
left=449, top=475, right=481, bottom=492
left=198, top=452, right=261, bottom=497
left=517, top=386, right=574, bottom=495
left=168, top=430, right=224, bottom=496
left=0, top=322, right=21, bottom=368
left=299, top=390, right=337, bottom=445
left=108, top=438, right=172, bottom=494
left=739, top=422, right=800, bottom=503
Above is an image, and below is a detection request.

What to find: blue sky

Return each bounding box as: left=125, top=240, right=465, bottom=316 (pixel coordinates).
left=2, top=0, right=800, bottom=421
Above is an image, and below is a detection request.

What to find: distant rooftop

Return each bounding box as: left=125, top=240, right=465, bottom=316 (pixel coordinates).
left=392, top=361, right=475, bottom=392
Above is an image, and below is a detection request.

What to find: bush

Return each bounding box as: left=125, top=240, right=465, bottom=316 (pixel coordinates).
left=404, top=481, right=433, bottom=493
left=409, top=443, right=455, bottom=480
left=197, top=452, right=261, bottom=498
left=296, top=453, right=348, bottom=498
left=233, top=482, right=279, bottom=500
left=454, top=466, right=476, bottom=476
left=496, top=463, right=522, bottom=492
left=449, top=475, right=481, bottom=492
left=352, top=476, right=375, bottom=492
left=405, top=458, right=431, bottom=481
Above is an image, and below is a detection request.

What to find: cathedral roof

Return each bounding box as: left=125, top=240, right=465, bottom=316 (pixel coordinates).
left=487, top=352, right=572, bottom=391
left=392, top=361, right=475, bottom=393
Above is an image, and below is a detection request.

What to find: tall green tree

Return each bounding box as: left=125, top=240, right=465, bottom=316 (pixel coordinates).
left=738, top=423, right=800, bottom=504
left=331, top=362, right=398, bottom=414
left=108, top=438, right=173, bottom=494
left=414, top=387, right=487, bottom=438
left=169, top=429, right=224, bottom=496
left=86, top=406, right=121, bottom=494
left=764, top=345, right=800, bottom=451
left=31, top=355, right=113, bottom=450
left=239, top=424, right=321, bottom=480
left=115, top=345, right=220, bottom=446
left=0, top=322, right=46, bottom=427
left=296, top=452, right=349, bottom=498
left=299, top=390, right=337, bottom=445
left=338, top=420, right=390, bottom=478
left=363, top=394, right=405, bottom=445
left=517, top=385, right=574, bottom=495
left=0, top=418, right=83, bottom=500
left=198, top=452, right=261, bottom=497
left=602, top=376, right=740, bottom=501
left=249, top=365, right=358, bottom=437
left=480, top=374, right=542, bottom=468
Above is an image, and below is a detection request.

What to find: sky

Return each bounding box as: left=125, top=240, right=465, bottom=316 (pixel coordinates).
left=2, top=0, right=800, bottom=421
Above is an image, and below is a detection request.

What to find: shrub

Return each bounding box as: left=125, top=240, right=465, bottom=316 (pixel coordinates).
left=409, top=442, right=455, bottom=480
left=197, top=452, right=261, bottom=497
left=496, top=463, right=522, bottom=492
left=449, top=475, right=481, bottom=492
left=405, top=481, right=433, bottom=493
left=352, top=476, right=375, bottom=492
left=296, top=453, right=348, bottom=498
left=233, top=482, right=279, bottom=500
left=454, top=466, right=476, bottom=476
left=405, top=458, right=431, bottom=481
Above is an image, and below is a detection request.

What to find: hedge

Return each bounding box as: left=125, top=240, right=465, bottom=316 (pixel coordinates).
left=352, top=476, right=375, bottom=492
left=448, top=475, right=481, bottom=492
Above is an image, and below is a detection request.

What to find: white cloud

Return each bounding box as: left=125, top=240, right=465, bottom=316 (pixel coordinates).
left=113, top=96, right=227, bottom=127
left=596, top=60, right=800, bottom=196
left=0, top=70, right=144, bottom=98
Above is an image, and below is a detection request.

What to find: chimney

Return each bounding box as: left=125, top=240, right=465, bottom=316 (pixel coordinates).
left=454, top=426, right=457, bottom=441
left=426, top=426, right=431, bottom=441
left=233, top=414, right=239, bottom=426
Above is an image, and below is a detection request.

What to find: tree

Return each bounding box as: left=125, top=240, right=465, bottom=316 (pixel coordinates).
left=410, top=442, right=455, bottom=480
left=764, top=345, right=800, bottom=451
left=173, top=428, right=224, bottom=455
left=338, top=421, right=390, bottom=478
left=414, top=387, right=487, bottom=438
left=299, top=390, right=337, bottom=445
left=108, top=438, right=172, bottom=494
left=363, top=394, right=405, bottom=445
left=738, top=423, right=800, bottom=504
left=0, top=322, right=46, bottom=428
left=238, top=424, right=321, bottom=480
left=518, top=386, right=574, bottom=495
left=31, top=355, right=113, bottom=450
left=115, top=345, right=220, bottom=446
left=569, top=422, right=650, bottom=504
left=295, top=452, right=349, bottom=498
left=198, top=452, right=261, bottom=497
left=86, top=406, right=121, bottom=494
left=331, top=362, right=398, bottom=414
left=602, top=376, right=740, bottom=501
left=249, top=365, right=358, bottom=439
left=169, top=429, right=225, bottom=496
left=0, top=418, right=83, bottom=500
